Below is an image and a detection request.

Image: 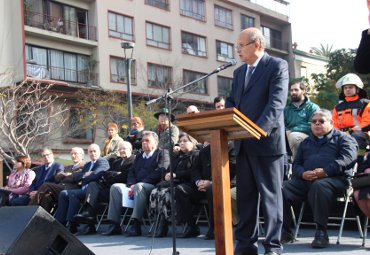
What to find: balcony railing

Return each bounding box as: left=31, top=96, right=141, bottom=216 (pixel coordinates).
left=24, top=11, right=97, bottom=41
left=264, top=36, right=289, bottom=52
left=26, top=63, right=98, bottom=86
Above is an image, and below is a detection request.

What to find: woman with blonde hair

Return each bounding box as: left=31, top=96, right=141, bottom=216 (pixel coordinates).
left=102, top=122, right=124, bottom=165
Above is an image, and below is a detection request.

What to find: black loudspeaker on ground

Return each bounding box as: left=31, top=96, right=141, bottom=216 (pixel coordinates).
left=0, top=206, right=94, bottom=255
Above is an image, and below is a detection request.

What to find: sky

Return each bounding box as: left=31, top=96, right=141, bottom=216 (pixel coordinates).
left=289, top=0, right=368, bottom=51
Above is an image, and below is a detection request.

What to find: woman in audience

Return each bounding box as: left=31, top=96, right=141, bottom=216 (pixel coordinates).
left=0, top=156, right=35, bottom=207
left=102, top=122, right=124, bottom=166
left=126, top=117, right=145, bottom=155
left=149, top=132, right=199, bottom=237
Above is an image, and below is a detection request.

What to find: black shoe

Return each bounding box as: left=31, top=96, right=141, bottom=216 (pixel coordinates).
left=280, top=231, right=295, bottom=244
left=154, top=215, right=168, bottom=238
left=79, top=224, right=96, bottom=235
left=68, top=222, right=78, bottom=234
left=204, top=228, right=214, bottom=240
left=178, top=225, right=200, bottom=238
left=101, top=223, right=122, bottom=236
left=311, top=230, right=329, bottom=248
left=127, top=219, right=142, bottom=236
left=73, top=211, right=95, bottom=223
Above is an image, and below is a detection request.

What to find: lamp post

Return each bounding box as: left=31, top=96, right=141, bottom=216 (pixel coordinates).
left=121, top=41, right=135, bottom=130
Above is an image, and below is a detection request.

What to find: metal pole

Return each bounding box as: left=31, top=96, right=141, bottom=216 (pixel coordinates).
left=126, top=58, right=133, bottom=129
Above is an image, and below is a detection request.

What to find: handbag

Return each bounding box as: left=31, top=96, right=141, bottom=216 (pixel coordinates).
left=351, top=173, right=370, bottom=189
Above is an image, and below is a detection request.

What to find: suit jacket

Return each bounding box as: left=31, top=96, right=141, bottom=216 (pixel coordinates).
left=226, top=52, right=289, bottom=156
left=73, top=157, right=110, bottom=186
left=354, top=29, right=370, bottom=74
left=99, top=154, right=136, bottom=186
left=54, top=161, right=86, bottom=189
left=29, top=162, right=64, bottom=192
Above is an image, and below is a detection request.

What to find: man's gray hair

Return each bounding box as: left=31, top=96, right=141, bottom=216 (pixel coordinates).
left=71, top=147, right=84, bottom=156
left=248, top=29, right=266, bottom=49
left=142, top=131, right=159, bottom=144
left=41, top=147, right=53, bottom=155
left=120, top=141, right=133, bottom=152
left=312, top=109, right=332, bottom=122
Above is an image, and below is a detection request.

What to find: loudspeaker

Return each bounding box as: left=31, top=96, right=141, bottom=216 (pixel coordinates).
left=0, top=206, right=94, bottom=255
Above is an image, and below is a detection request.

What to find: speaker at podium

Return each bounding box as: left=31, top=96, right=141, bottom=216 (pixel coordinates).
left=0, top=206, right=94, bottom=255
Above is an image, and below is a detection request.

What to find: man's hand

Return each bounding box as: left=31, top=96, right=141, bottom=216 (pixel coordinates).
left=164, top=172, right=175, bottom=181
left=197, top=180, right=212, bottom=192
left=302, top=168, right=326, bottom=181
left=313, top=168, right=327, bottom=179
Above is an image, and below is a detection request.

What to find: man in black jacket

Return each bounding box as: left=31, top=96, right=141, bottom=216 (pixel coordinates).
left=281, top=109, right=358, bottom=248
left=354, top=0, right=370, bottom=74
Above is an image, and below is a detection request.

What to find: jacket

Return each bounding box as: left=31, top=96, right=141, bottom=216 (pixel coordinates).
left=354, top=29, right=370, bottom=74
left=284, top=97, right=319, bottom=135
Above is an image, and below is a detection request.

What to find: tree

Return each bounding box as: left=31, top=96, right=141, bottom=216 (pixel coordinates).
left=0, top=80, right=68, bottom=165
left=310, top=43, right=333, bottom=58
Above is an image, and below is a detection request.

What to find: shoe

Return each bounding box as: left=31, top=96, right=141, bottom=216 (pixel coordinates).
left=178, top=225, right=200, bottom=238
left=101, top=223, right=122, bottom=236
left=280, top=231, right=295, bottom=244
left=127, top=219, right=142, bottom=236
left=73, top=211, right=95, bottom=223
left=311, top=230, right=329, bottom=248
left=204, top=228, right=214, bottom=240
left=68, top=222, right=78, bottom=234
left=264, top=252, right=280, bottom=255
left=154, top=215, right=168, bottom=238
left=79, top=224, right=96, bottom=235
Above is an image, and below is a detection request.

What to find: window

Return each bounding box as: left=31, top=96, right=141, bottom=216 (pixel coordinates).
left=110, top=56, right=137, bottom=84
left=146, top=22, right=170, bottom=49
left=180, top=0, right=205, bottom=21
left=108, top=12, right=134, bottom=41
left=262, top=26, right=283, bottom=50
left=217, top=76, right=233, bottom=97
left=148, top=63, right=172, bottom=89
left=181, top=31, right=207, bottom=57
left=25, top=45, right=89, bottom=83
left=216, top=41, right=234, bottom=62
left=145, top=0, right=169, bottom=10
left=66, top=108, right=94, bottom=141
left=241, top=14, right=254, bottom=30
left=183, top=70, right=208, bottom=95
left=214, top=5, right=232, bottom=29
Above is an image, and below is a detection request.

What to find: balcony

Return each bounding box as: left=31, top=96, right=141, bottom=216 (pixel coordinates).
left=24, top=11, right=97, bottom=41
left=26, top=63, right=98, bottom=87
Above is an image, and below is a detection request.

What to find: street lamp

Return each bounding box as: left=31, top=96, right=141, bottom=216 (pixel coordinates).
left=121, top=41, right=135, bottom=130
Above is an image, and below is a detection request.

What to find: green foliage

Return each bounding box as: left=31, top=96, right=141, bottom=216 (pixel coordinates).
left=311, top=73, right=337, bottom=110
left=326, top=49, right=357, bottom=81
left=310, top=44, right=333, bottom=57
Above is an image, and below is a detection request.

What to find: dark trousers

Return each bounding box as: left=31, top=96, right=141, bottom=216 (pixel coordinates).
left=84, top=182, right=110, bottom=214
left=28, top=183, right=66, bottom=212
left=175, top=182, right=213, bottom=228
left=234, top=143, right=284, bottom=255
left=54, top=189, right=86, bottom=225
left=282, top=176, right=348, bottom=232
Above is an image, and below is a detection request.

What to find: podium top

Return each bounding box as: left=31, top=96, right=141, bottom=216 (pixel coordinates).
left=175, top=108, right=267, bottom=142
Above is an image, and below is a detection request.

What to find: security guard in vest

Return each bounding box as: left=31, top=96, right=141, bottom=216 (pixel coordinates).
left=332, top=73, right=370, bottom=171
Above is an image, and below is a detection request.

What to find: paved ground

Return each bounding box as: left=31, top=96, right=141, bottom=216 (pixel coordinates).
left=78, top=225, right=370, bottom=255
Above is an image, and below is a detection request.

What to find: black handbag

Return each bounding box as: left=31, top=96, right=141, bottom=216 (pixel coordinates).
left=351, top=173, right=370, bottom=189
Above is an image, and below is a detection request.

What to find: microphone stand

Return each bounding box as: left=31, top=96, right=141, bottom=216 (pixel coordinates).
left=146, top=66, right=228, bottom=255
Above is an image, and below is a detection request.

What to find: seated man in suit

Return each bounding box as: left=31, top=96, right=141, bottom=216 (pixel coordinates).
left=12, top=148, right=64, bottom=206
left=28, top=147, right=85, bottom=212
left=102, top=131, right=170, bottom=236
left=73, top=141, right=135, bottom=234
left=281, top=109, right=358, bottom=248
left=54, top=143, right=109, bottom=234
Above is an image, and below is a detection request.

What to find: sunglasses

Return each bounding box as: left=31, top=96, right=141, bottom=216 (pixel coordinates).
left=311, top=119, right=326, bottom=124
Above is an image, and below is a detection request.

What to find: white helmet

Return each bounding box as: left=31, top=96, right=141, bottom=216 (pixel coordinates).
left=335, top=73, right=364, bottom=89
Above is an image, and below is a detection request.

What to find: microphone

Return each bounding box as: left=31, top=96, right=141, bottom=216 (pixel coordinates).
left=213, top=59, right=237, bottom=73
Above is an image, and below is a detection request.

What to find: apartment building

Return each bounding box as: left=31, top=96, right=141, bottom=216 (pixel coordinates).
left=0, top=0, right=292, bottom=154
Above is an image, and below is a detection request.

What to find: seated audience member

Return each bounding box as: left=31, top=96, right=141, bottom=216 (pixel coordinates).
left=73, top=141, right=135, bottom=235
left=284, top=81, right=319, bottom=158
left=126, top=117, right=145, bottom=155
left=332, top=73, right=370, bottom=171
left=102, top=122, right=124, bottom=166
left=354, top=155, right=370, bottom=218
left=175, top=142, right=235, bottom=239
left=149, top=133, right=199, bottom=237
left=186, top=105, right=200, bottom=114
left=54, top=144, right=109, bottom=234
left=13, top=148, right=64, bottom=206
left=28, top=147, right=85, bottom=212
left=214, top=96, right=225, bottom=110
left=281, top=109, right=358, bottom=248
left=102, top=131, right=169, bottom=236
left=354, top=0, right=370, bottom=74
left=0, top=156, right=35, bottom=207
left=155, top=108, right=179, bottom=150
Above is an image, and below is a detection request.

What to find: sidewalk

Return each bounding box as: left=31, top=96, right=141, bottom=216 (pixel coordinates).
left=78, top=226, right=370, bottom=255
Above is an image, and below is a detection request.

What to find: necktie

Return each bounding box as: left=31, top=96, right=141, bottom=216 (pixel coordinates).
left=244, top=66, right=255, bottom=91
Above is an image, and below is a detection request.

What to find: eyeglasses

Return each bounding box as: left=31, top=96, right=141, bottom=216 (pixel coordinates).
left=311, top=119, right=326, bottom=124
left=42, top=153, right=52, bottom=158
left=235, top=41, right=255, bottom=50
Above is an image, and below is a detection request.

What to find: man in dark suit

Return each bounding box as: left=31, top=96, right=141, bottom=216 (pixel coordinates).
left=54, top=143, right=109, bottom=233
left=73, top=141, right=135, bottom=235
left=226, top=27, right=289, bottom=255
left=12, top=148, right=64, bottom=206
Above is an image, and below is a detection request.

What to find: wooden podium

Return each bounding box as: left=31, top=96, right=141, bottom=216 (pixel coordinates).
left=176, top=108, right=266, bottom=255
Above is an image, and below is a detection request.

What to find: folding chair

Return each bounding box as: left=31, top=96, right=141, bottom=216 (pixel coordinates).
left=95, top=202, right=109, bottom=231
left=363, top=216, right=369, bottom=247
